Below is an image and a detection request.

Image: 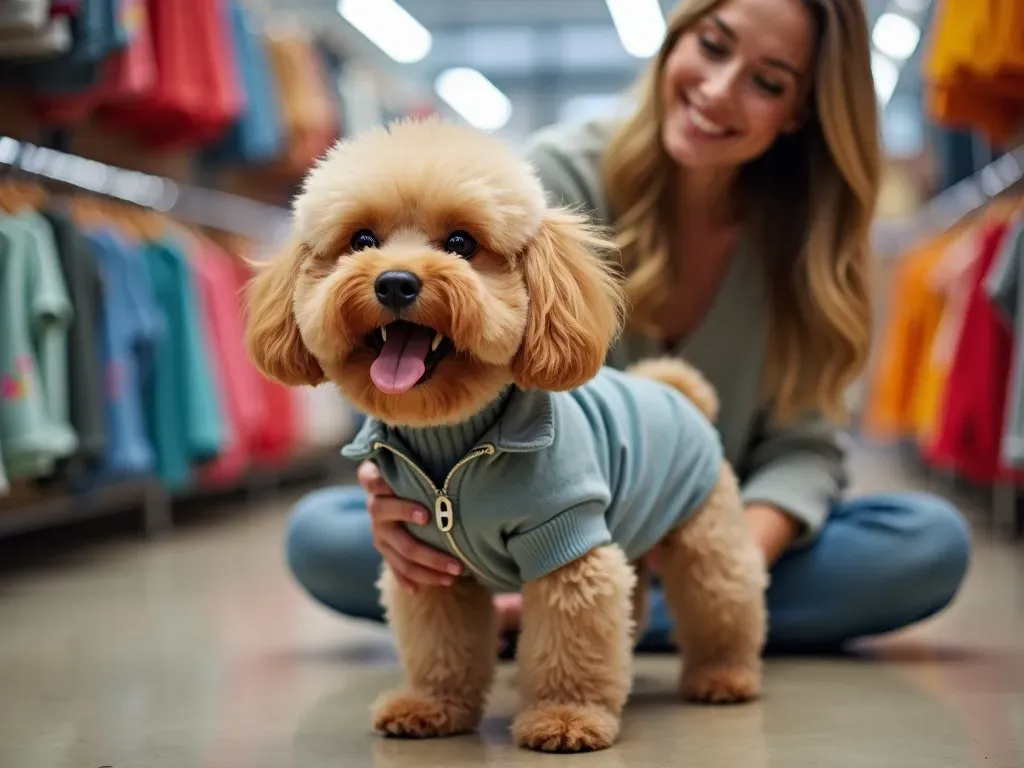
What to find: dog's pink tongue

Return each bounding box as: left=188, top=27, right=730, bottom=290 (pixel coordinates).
left=370, top=324, right=433, bottom=394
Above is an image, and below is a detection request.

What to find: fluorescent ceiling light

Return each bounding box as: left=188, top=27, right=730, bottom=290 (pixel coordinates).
left=871, top=52, right=899, bottom=107
left=434, top=68, right=512, bottom=131
left=893, top=0, right=930, bottom=14
left=871, top=12, right=921, bottom=60
left=338, top=0, right=431, bottom=64
left=605, top=0, right=666, bottom=58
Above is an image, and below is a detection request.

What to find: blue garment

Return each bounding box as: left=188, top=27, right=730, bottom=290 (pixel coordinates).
left=140, top=237, right=226, bottom=490
left=86, top=229, right=161, bottom=479
left=283, top=486, right=971, bottom=650
left=203, top=1, right=282, bottom=166
left=341, top=368, right=723, bottom=592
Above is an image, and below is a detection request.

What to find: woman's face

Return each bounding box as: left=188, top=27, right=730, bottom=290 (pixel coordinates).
left=660, top=0, right=816, bottom=171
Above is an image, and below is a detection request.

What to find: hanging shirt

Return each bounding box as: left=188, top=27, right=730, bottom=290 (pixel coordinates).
left=14, top=0, right=120, bottom=92
left=924, top=0, right=1024, bottom=147
left=85, top=228, right=160, bottom=479
left=203, top=1, right=282, bottom=166
left=190, top=236, right=260, bottom=485
left=863, top=235, right=951, bottom=440
left=927, top=221, right=1024, bottom=484
left=42, top=207, right=107, bottom=478
left=0, top=211, right=77, bottom=480
left=985, top=215, right=1024, bottom=469
left=141, top=235, right=225, bottom=490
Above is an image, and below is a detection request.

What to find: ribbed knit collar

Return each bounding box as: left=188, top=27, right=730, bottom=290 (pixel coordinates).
left=391, top=389, right=513, bottom=484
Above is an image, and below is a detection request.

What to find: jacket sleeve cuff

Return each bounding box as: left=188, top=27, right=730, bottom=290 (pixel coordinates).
left=507, top=503, right=612, bottom=582
left=741, top=452, right=843, bottom=545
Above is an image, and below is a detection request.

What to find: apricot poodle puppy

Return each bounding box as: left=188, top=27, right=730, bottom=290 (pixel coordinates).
left=244, top=118, right=767, bottom=753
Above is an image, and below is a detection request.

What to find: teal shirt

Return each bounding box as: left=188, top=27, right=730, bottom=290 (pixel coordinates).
left=141, top=236, right=226, bottom=490
left=0, top=211, right=77, bottom=480
left=342, top=367, right=724, bottom=592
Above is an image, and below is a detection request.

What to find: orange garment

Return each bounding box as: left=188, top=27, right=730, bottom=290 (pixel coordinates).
left=924, top=0, right=1024, bottom=147
left=911, top=226, right=980, bottom=447
left=264, top=30, right=338, bottom=177
left=864, top=233, right=955, bottom=440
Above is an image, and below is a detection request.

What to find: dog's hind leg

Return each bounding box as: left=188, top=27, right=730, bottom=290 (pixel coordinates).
left=657, top=462, right=768, bottom=703
left=372, top=564, right=497, bottom=738
left=512, top=545, right=636, bottom=752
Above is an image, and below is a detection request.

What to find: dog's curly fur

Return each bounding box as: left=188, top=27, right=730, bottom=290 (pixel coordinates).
left=244, top=117, right=767, bottom=753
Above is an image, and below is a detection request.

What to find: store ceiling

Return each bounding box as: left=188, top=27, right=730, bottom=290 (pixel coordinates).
left=272, top=0, right=928, bottom=143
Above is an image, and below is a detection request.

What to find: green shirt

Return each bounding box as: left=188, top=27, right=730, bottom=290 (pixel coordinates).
left=523, top=119, right=848, bottom=541
left=343, top=367, right=723, bottom=592
left=0, top=211, right=77, bottom=480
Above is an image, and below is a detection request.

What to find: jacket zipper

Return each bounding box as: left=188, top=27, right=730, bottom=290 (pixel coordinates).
left=371, top=441, right=496, bottom=580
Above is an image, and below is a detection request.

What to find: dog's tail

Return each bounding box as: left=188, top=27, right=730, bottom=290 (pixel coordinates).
left=627, top=357, right=719, bottom=421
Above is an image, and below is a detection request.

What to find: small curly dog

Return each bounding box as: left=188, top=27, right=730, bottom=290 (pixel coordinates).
left=244, top=118, right=767, bottom=753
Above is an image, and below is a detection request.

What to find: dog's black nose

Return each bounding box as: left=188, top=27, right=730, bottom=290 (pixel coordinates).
left=374, top=270, right=421, bottom=311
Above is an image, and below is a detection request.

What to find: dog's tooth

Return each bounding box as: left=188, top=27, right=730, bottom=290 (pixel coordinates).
left=381, top=327, right=387, bottom=342
left=431, top=332, right=442, bottom=352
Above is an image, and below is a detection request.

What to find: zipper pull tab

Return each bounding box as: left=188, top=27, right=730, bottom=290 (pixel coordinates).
left=435, top=495, right=454, bottom=532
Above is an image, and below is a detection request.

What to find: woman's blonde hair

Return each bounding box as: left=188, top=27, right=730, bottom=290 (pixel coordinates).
left=603, top=0, right=880, bottom=422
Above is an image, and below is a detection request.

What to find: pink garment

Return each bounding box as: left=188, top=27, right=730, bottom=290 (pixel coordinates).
left=229, top=259, right=299, bottom=466
left=190, top=239, right=268, bottom=484
left=101, top=0, right=158, bottom=105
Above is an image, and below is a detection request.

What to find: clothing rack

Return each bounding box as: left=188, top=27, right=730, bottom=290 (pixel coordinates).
left=872, top=144, right=1024, bottom=259
left=866, top=146, right=1024, bottom=539
left=921, top=149, right=1023, bottom=538
left=0, top=135, right=292, bottom=245
left=0, top=140, right=355, bottom=541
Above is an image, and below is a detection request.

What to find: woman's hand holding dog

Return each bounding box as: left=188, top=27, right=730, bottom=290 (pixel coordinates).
left=358, top=460, right=463, bottom=592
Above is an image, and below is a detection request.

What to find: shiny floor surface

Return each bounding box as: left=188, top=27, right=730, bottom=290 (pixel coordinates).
left=2, top=448, right=1023, bottom=768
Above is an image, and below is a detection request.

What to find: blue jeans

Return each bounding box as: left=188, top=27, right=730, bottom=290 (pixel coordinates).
left=283, top=487, right=971, bottom=651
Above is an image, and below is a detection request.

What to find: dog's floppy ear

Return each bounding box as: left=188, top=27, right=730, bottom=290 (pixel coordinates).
left=511, top=210, right=624, bottom=391
left=243, top=237, right=325, bottom=387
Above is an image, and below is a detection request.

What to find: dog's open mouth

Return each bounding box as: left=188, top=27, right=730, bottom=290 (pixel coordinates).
left=366, top=321, right=454, bottom=395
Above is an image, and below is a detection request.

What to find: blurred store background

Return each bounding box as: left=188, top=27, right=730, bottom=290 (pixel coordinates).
left=0, top=0, right=1020, bottom=540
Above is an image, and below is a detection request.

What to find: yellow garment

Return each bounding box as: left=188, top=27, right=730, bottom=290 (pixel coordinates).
left=910, top=228, right=978, bottom=447
left=864, top=236, right=951, bottom=439
left=924, top=0, right=1024, bottom=147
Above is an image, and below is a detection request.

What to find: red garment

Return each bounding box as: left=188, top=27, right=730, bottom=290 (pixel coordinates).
left=32, top=0, right=156, bottom=125
left=191, top=239, right=267, bottom=484
left=50, top=0, right=82, bottom=16
left=926, top=221, right=1024, bottom=484
left=100, top=0, right=157, bottom=105
left=100, top=0, right=243, bottom=149
left=228, top=259, right=298, bottom=466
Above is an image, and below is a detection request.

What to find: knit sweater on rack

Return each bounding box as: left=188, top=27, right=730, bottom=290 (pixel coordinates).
left=342, top=367, right=724, bottom=592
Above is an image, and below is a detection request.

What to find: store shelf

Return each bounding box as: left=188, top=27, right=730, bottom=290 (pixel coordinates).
left=0, top=479, right=166, bottom=539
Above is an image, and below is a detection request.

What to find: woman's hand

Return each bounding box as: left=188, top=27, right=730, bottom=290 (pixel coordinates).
left=358, top=460, right=463, bottom=592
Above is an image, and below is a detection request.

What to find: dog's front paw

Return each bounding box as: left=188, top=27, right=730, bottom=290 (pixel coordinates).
left=512, top=703, right=619, bottom=752
left=681, top=664, right=761, bottom=704
left=372, top=690, right=480, bottom=738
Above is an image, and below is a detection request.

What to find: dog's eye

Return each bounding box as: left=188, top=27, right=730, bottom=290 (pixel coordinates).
left=443, top=231, right=477, bottom=259
left=350, top=229, right=379, bottom=252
